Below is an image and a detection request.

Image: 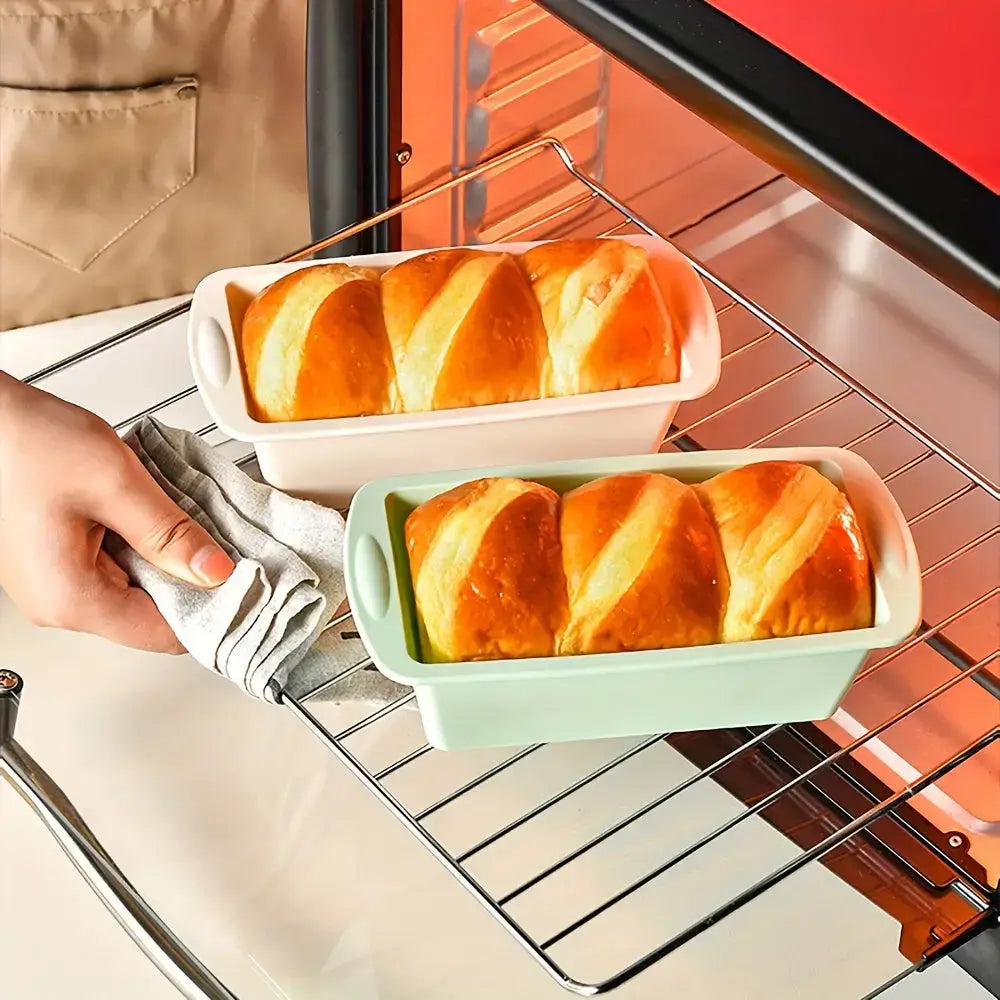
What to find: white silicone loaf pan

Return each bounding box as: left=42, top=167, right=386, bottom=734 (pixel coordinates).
left=345, top=447, right=922, bottom=751
left=188, top=236, right=721, bottom=507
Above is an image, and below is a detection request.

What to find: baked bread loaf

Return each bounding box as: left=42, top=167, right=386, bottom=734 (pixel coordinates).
left=381, top=249, right=548, bottom=411
left=520, top=239, right=681, bottom=396
left=239, top=238, right=685, bottom=422
left=404, top=477, right=567, bottom=663
left=404, top=462, right=873, bottom=663
left=241, top=264, right=395, bottom=421
left=696, top=461, right=873, bottom=642
left=559, top=473, right=726, bottom=655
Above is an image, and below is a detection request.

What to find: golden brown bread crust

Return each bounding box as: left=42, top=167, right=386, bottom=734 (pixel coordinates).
left=519, top=239, right=681, bottom=396
left=404, top=478, right=567, bottom=663
left=558, top=473, right=726, bottom=654
left=380, top=248, right=479, bottom=358
left=404, top=462, right=873, bottom=663
left=381, top=249, right=548, bottom=411
left=239, top=239, right=688, bottom=422
left=696, top=462, right=873, bottom=642
left=241, top=264, right=395, bottom=421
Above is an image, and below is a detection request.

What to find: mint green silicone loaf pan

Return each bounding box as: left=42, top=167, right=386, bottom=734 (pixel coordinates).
left=344, top=448, right=922, bottom=751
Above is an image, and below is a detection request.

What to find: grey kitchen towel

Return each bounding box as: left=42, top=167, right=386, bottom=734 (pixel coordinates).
left=108, top=417, right=407, bottom=705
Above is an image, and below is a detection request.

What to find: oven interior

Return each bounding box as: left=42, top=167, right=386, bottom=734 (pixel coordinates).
left=3, top=2, right=998, bottom=997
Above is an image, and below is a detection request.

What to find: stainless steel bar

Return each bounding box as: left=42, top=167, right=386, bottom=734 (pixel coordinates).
left=596, top=218, right=633, bottom=239
left=333, top=691, right=416, bottom=739
left=1, top=744, right=237, bottom=1000
left=719, top=328, right=773, bottom=362
left=926, top=632, right=1000, bottom=700
left=496, top=724, right=780, bottom=907
left=859, top=966, right=918, bottom=1000
left=777, top=730, right=994, bottom=899
left=917, top=904, right=1000, bottom=973
left=501, top=589, right=998, bottom=907
left=456, top=734, right=666, bottom=864
left=539, top=653, right=998, bottom=948
left=29, top=132, right=995, bottom=507
left=112, top=386, right=200, bottom=432
left=551, top=728, right=1000, bottom=976
left=0, top=674, right=236, bottom=1000
left=279, top=691, right=594, bottom=997
left=841, top=418, right=894, bottom=450
left=747, top=388, right=853, bottom=448
left=285, top=137, right=566, bottom=262
left=921, top=526, right=999, bottom=577
left=502, top=193, right=598, bottom=241
left=373, top=744, right=434, bottom=781
left=24, top=301, right=193, bottom=385
left=321, top=609, right=357, bottom=633
left=21, top=129, right=998, bottom=997
left=663, top=360, right=812, bottom=445
left=298, top=655, right=372, bottom=703
left=884, top=450, right=934, bottom=483
left=548, top=141, right=1000, bottom=500
left=906, top=482, right=979, bottom=527
left=414, top=744, right=546, bottom=822
left=856, top=588, right=999, bottom=681
left=948, top=879, right=993, bottom=914
left=0, top=679, right=115, bottom=872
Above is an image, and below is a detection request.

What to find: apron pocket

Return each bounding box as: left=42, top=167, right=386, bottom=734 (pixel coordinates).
left=0, top=76, right=197, bottom=271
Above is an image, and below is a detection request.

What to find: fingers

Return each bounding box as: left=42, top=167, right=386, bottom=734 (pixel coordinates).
left=0, top=383, right=226, bottom=654
left=95, top=446, right=235, bottom=588
left=23, top=551, right=186, bottom=654
left=84, top=567, right=188, bottom=654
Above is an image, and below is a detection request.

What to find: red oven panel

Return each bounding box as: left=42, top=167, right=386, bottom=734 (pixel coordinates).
left=707, top=0, right=1000, bottom=193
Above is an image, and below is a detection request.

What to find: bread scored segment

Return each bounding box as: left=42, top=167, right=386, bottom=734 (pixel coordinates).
left=520, top=239, right=681, bottom=397
left=405, top=478, right=567, bottom=663
left=241, top=263, right=396, bottom=421
left=696, top=461, right=873, bottom=642
left=241, top=238, right=686, bottom=423
left=559, top=473, right=727, bottom=655
left=382, top=249, right=548, bottom=412
left=403, top=462, right=874, bottom=665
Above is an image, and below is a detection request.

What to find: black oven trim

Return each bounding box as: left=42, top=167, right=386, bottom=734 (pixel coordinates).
left=305, top=0, right=403, bottom=257
left=536, top=0, right=1000, bottom=319
left=953, top=922, right=1000, bottom=997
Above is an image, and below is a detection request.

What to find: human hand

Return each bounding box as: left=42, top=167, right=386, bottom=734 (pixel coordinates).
left=0, top=372, right=235, bottom=652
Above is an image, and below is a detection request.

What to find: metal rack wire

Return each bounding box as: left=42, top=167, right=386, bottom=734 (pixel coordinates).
left=22, top=137, right=1000, bottom=998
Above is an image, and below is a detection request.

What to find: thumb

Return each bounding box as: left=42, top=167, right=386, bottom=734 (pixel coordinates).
left=97, top=448, right=235, bottom=588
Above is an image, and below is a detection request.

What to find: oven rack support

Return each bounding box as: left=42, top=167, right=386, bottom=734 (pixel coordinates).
left=17, top=137, right=1000, bottom=998
left=0, top=671, right=238, bottom=1000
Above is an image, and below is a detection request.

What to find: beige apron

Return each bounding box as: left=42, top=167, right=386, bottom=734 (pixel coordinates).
left=0, top=0, right=310, bottom=330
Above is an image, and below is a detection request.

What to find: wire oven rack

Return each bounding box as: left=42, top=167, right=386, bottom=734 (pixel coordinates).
left=16, top=137, right=1000, bottom=999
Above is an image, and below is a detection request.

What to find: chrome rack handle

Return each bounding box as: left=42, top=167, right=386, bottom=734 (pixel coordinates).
left=0, top=671, right=237, bottom=1000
